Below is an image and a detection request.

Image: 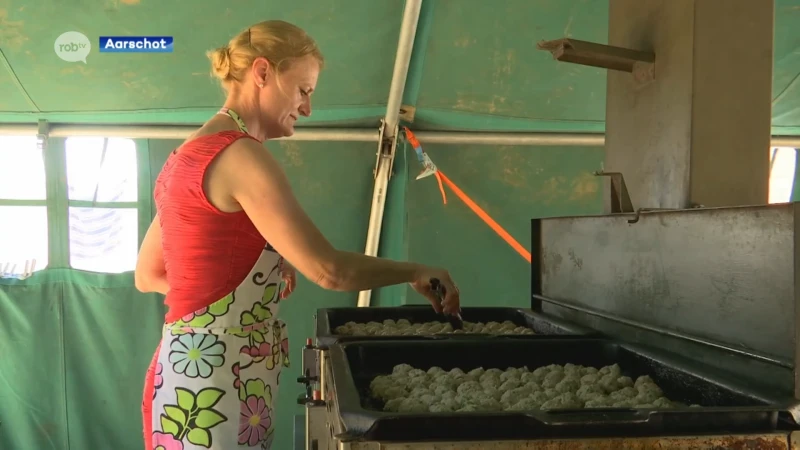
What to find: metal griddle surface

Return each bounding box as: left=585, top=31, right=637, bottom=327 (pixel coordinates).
left=327, top=338, right=794, bottom=441
left=315, top=306, right=597, bottom=347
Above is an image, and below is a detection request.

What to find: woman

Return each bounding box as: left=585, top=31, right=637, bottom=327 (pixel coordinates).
left=134, top=20, right=460, bottom=450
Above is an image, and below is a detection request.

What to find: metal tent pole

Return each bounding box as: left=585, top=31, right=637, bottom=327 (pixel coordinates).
left=413, top=131, right=605, bottom=146
left=411, top=131, right=800, bottom=148
left=4, top=123, right=798, bottom=148
left=0, top=123, right=378, bottom=142
left=356, top=0, right=423, bottom=308
left=772, top=136, right=800, bottom=148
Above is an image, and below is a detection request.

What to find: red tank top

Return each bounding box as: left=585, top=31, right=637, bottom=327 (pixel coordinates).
left=154, top=130, right=267, bottom=323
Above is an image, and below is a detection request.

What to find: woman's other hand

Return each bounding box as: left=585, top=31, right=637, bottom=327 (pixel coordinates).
left=280, top=260, right=296, bottom=299
left=410, top=268, right=460, bottom=315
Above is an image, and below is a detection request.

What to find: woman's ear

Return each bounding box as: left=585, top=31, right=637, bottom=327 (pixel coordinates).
left=251, top=57, right=272, bottom=87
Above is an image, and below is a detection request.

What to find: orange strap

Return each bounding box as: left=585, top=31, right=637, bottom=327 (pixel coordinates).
left=434, top=172, right=447, bottom=204
left=435, top=170, right=532, bottom=264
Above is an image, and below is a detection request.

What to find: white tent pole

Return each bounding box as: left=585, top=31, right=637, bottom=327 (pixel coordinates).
left=383, top=2, right=423, bottom=136
left=412, top=132, right=800, bottom=148
left=412, top=131, right=604, bottom=146
left=3, top=123, right=798, bottom=147
left=0, top=123, right=377, bottom=142
left=356, top=0, right=423, bottom=308
left=768, top=136, right=800, bottom=148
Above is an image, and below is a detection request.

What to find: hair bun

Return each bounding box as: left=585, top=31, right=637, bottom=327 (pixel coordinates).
left=208, top=46, right=232, bottom=80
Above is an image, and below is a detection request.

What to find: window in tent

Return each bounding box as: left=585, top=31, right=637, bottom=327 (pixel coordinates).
left=0, top=135, right=49, bottom=277
left=64, top=136, right=139, bottom=274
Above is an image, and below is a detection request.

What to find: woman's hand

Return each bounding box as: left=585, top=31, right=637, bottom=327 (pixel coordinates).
left=279, top=260, right=296, bottom=299
left=410, top=267, right=460, bottom=315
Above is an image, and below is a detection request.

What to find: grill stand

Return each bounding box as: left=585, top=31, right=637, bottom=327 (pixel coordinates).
left=301, top=0, right=793, bottom=447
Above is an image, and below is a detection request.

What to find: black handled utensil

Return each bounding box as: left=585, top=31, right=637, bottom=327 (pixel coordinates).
left=430, top=278, right=463, bottom=330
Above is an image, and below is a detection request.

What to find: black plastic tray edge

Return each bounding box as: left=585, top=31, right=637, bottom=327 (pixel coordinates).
left=313, top=306, right=601, bottom=347
left=326, top=338, right=797, bottom=440
left=618, top=340, right=799, bottom=408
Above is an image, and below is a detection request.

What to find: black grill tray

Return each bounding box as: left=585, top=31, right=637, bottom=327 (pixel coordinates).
left=315, top=306, right=597, bottom=347
left=327, top=338, right=796, bottom=441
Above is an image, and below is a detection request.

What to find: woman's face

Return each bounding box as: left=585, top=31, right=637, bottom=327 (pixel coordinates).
left=256, top=55, right=320, bottom=139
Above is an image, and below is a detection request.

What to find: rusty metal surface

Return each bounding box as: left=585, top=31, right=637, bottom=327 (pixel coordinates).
left=339, top=433, right=790, bottom=450
left=791, top=431, right=800, bottom=450
left=532, top=204, right=798, bottom=396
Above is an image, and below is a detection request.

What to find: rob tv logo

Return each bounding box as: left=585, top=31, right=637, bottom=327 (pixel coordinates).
left=54, top=32, right=173, bottom=63
left=54, top=31, right=91, bottom=63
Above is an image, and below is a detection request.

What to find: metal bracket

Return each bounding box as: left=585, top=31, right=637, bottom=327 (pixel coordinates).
left=537, top=38, right=656, bottom=85
left=399, top=104, right=416, bottom=122
left=594, top=170, right=635, bottom=214
left=373, top=119, right=386, bottom=178
left=626, top=208, right=676, bottom=224
left=36, top=119, right=49, bottom=151
left=373, top=119, right=399, bottom=180
left=594, top=170, right=668, bottom=224
left=298, top=337, right=320, bottom=385
left=594, top=171, right=697, bottom=224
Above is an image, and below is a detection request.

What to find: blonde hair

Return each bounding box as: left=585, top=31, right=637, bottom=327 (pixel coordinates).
left=207, top=20, right=324, bottom=90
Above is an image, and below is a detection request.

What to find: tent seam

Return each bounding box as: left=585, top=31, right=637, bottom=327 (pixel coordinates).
left=0, top=49, right=41, bottom=112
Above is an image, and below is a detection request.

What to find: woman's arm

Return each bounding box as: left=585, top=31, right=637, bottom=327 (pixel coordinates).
left=215, top=139, right=423, bottom=292
left=134, top=215, right=170, bottom=295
